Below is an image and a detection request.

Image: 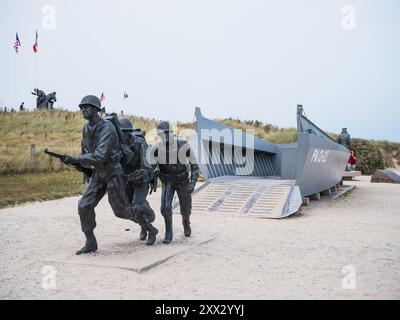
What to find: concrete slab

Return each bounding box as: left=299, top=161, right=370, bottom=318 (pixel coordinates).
left=43, top=233, right=216, bottom=273
left=302, top=197, right=310, bottom=206
left=331, top=185, right=356, bottom=200
left=342, top=171, right=362, bottom=180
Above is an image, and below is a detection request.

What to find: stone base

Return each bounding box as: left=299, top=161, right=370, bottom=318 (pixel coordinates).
left=43, top=233, right=216, bottom=273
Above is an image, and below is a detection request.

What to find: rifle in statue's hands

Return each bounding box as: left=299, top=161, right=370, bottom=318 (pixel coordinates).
left=44, top=149, right=93, bottom=178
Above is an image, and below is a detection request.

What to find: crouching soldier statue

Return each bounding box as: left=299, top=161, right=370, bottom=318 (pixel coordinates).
left=63, top=95, right=158, bottom=255
left=119, top=118, right=157, bottom=242
left=150, top=121, right=199, bottom=244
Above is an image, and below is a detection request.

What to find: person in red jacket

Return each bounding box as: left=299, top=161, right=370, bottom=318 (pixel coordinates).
left=348, top=150, right=357, bottom=171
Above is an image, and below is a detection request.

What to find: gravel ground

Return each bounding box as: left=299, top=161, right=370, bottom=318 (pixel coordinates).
left=0, top=176, right=399, bottom=300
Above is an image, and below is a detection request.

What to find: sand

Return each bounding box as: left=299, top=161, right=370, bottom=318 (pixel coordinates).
left=0, top=176, right=399, bottom=299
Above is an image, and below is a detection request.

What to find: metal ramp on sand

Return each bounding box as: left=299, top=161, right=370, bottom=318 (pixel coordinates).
left=174, top=177, right=302, bottom=219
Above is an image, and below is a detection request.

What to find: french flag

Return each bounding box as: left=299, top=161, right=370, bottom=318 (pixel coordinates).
left=33, top=30, right=38, bottom=53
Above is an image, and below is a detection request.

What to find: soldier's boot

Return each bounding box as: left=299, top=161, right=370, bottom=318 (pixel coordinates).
left=162, top=215, right=173, bottom=244
left=139, top=227, right=147, bottom=241
left=76, top=231, right=98, bottom=255
left=134, top=206, right=158, bottom=245
left=182, top=214, right=192, bottom=237
left=146, top=225, right=158, bottom=246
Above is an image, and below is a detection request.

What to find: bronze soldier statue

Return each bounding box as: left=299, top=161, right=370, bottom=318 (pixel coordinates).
left=119, top=118, right=157, bottom=242
left=338, top=128, right=351, bottom=150
left=63, top=95, right=158, bottom=254
left=151, top=121, right=199, bottom=244
left=31, top=88, right=57, bottom=109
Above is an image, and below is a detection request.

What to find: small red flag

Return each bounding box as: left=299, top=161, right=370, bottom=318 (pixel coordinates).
left=33, top=30, right=38, bottom=53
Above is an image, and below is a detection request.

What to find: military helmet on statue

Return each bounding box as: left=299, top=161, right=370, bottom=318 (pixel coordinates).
left=157, top=121, right=173, bottom=134
left=79, top=95, right=102, bottom=111
left=119, top=119, right=134, bottom=132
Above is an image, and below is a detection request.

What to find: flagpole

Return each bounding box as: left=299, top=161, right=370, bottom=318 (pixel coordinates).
left=35, top=52, right=38, bottom=89
left=34, top=30, right=38, bottom=89
left=14, top=51, right=17, bottom=109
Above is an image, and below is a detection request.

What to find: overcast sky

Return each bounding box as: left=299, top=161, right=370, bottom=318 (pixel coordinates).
left=0, top=0, right=399, bottom=142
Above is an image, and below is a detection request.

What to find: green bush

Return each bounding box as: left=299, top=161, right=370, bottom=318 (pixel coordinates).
left=351, top=139, right=385, bottom=175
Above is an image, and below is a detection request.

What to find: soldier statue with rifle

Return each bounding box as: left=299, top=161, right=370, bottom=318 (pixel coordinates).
left=45, top=95, right=158, bottom=254
left=150, top=121, right=199, bottom=244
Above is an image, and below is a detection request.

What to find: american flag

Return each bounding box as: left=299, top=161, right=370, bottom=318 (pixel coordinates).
left=33, top=30, right=38, bottom=53
left=100, top=92, right=105, bottom=102
left=14, top=33, right=21, bottom=53
left=123, top=91, right=128, bottom=100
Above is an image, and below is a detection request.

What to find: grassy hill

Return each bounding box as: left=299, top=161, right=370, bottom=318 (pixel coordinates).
left=0, top=110, right=158, bottom=174
left=0, top=110, right=399, bottom=175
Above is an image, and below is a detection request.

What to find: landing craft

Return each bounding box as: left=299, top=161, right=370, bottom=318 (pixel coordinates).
left=184, top=105, right=350, bottom=218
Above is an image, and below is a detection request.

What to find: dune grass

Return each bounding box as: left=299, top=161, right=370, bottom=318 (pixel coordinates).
left=0, top=170, right=85, bottom=208
left=218, top=118, right=298, bottom=144
left=0, top=110, right=159, bottom=174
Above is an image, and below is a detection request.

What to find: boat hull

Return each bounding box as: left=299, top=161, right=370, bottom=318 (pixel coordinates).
left=193, top=106, right=350, bottom=202
left=294, top=132, right=349, bottom=197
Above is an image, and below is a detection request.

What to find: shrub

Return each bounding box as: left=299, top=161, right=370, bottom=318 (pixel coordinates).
left=351, top=139, right=385, bottom=175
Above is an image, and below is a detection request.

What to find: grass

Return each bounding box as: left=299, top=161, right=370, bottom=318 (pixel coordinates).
left=0, top=170, right=85, bottom=208
left=0, top=110, right=159, bottom=174
left=0, top=110, right=83, bottom=174
left=218, top=118, right=298, bottom=144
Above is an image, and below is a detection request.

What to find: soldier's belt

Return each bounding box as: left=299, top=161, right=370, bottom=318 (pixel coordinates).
left=158, top=171, right=188, bottom=182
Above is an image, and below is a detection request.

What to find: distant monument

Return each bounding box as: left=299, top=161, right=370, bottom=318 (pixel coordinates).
left=31, top=88, right=57, bottom=109
left=337, top=128, right=351, bottom=149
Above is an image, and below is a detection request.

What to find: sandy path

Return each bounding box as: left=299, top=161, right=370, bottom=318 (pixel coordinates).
left=0, top=176, right=399, bottom=299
